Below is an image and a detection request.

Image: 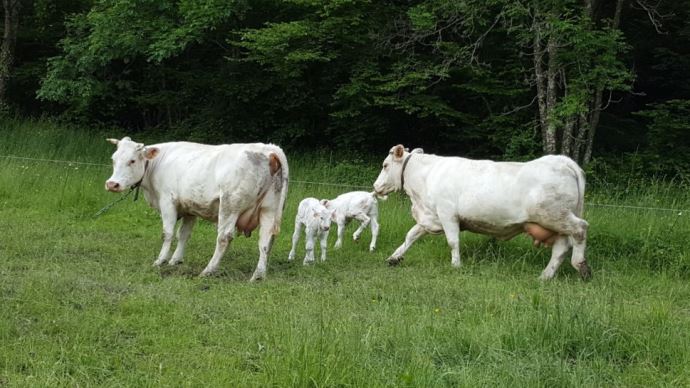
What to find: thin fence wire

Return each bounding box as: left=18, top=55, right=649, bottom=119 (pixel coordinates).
left=1, top=153, right=687, bottom=213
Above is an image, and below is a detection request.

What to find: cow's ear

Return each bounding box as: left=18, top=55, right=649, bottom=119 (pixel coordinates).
left=393, top=144, right=405, bottom=160
left=106, top=138, right=119, bottom=145
left=143, top=146, right=160, bottom=160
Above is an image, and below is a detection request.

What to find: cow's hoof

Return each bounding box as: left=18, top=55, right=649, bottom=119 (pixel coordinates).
left=303, top=260, right=315, bottom=266
left=369, top=247, right=375, bottom=252
left=249, top=272, right=265, bottom=282
left=152, top=259, right=166, bottom=267
left=168, top=258, right=182, bottom=266
left=387, top=256, right=402, bottom=266
left=199, top=268, right=215, bottom=277
left=578, top=262, right=592, bottom=281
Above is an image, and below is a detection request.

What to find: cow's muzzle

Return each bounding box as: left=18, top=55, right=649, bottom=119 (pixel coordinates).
left=105, top=180, right=123, bottom=192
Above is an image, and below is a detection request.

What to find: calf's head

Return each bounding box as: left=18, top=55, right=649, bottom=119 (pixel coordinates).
left=105, top=137, right=159, bottom=192
left=373, top=144, right=409, bottom=195
left=312, top=200, right=332, bottom=232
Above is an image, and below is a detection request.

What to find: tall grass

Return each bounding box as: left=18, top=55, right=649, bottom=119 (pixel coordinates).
left=1, top=118, right=689, bottom=386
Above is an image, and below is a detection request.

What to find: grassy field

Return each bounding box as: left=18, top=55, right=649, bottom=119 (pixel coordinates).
left=1, top=119, right=689, bottom=386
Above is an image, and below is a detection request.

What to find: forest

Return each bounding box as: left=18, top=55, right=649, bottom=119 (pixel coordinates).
left=1, top=0, right=689, bottom=177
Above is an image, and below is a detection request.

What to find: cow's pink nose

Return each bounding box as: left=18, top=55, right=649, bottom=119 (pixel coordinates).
left=106, top=181, right=121, bottom=192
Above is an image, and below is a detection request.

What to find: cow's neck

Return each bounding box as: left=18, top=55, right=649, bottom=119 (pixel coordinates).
left=401, top=153, right=435, bottom=197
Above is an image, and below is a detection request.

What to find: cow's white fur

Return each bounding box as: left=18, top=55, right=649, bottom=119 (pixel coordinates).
left=288, top=197, right=332, bottom=265
left=323, top=191, right=381, bottom=252
left=105, top=137, right=288, bottom=281
left=373, top=145, right=590, bottom=280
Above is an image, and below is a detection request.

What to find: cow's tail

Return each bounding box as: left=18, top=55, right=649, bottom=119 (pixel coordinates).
left=269, top=146, right=289, bottom=235
left=370, top=191, right=388, bottom=201
left=564, top=157, right=586, bottom=217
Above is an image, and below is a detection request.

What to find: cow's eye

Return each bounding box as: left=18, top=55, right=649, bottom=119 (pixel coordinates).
left=128, top=159, right=136, bottom=165
left=383, top=163, right=388, bottom=169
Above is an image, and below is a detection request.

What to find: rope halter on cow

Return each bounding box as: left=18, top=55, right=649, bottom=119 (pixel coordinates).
left=400, top=153, right=413, bottom=191
left=131, top=159, right=150, bottom=202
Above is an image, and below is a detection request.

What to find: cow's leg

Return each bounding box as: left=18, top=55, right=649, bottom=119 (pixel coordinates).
left=566, top=215, right=590, bottom=280
left=169, top=215, right=197, bottom=265
left=352, top=214, right=370, bottom=242
left=287, top=221, right=303, bottom=262
left=541, top=213, right=590, bottom=280
left=153, top=202, right=178, bottom=266
left=439, top=217, right=461, bottom=268
left=334, top=219, right=346, bottom=249
left=539, top=235, right=571, bottom=281
left=200, top=210, right=239, bottom=277
left=369, top=215, right=379, bottom=252
left=303, top=227, right=316, bottom=265
left=387, top=224, right=427, bottom=266
left=319, top=230, right=329, bottom=261
left=251, top=210, right=277, bottom=282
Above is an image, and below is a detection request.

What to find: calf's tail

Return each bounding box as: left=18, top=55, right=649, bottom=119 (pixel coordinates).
left=371, top=191, right=388, bottom=201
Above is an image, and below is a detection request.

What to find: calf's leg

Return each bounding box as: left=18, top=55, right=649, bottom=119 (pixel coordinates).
left=319, top=230, right=329, bottom=261
left=303, top=226, right=316, bottom=265
left=334, top=219, right=346, bottom=249
left=287, top=220, right=303, bottom=261
left=352, top=214, right=371, bottom=242
left=369, top=215, right=379, bottom=252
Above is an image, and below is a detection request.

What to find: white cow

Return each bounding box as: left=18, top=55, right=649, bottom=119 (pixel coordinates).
left=105, top=137, right=289, bottom=281
left=323, top=191, right=382, bottom=252
left=287, top=197, right=332, bottom=265
left=373, top=145, right=590, bottom=280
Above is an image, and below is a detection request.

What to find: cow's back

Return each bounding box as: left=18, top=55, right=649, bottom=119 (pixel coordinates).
left=418, top=154, right=582, bottom=232
left=146, top=142, right=284, bottom=220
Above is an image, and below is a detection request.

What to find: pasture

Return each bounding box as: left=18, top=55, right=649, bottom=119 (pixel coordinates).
left=1, top=119, right=689, bottom=386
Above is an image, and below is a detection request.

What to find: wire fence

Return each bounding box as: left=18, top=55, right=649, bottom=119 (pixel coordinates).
left=1, top=153, right=687, bottom=213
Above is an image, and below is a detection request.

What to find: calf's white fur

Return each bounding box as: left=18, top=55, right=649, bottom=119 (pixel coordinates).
left=323, top=191, right=381, bottom=251
left=288, top=198, right=332, bottom=264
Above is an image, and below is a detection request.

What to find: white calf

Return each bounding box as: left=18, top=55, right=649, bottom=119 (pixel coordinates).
left=323, top=191, right=382, bottom=251
left=288, top=198, right=332, bottom=265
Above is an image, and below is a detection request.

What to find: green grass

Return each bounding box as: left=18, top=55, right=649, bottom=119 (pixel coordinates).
left=1, top=118, right=690, bottom=386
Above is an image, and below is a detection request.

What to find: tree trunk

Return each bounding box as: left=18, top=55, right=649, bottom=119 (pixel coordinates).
left=573, top=112, right=588, bottom=163
left=583, top=88, right=603, bottom=164
left=533, top=19, right=549, bottom=149
left=581, top=0, right=623, bottom=165
left=0, top=0, right=20, bottom=109
left=544, top=33, right=559, bottom=154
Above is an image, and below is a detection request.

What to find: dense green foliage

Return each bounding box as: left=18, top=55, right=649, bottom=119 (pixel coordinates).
left=1, top=120, right=689, bottom=386
left=3, top=0, right=690, bottom=171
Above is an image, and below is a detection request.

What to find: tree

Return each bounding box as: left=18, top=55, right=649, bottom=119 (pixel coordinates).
left=0, top=0, right=21, bottom=109
left=516, top=0, right=632, bottom=164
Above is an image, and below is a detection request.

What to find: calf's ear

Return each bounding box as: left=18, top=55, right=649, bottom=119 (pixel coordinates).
left=143, top=146, right=160, bottom=160
left=106, top=138, right=119, bottom=145
left=393, top=144, right=405, bottom=159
